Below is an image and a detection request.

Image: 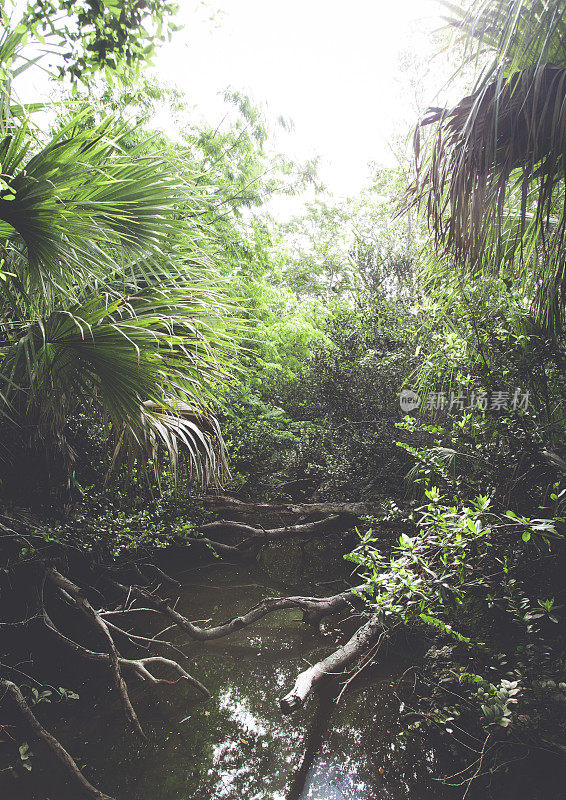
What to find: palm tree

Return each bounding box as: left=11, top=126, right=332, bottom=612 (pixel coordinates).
left=0, top=33, right=240, bottom=488
left=414, top=0, right=566, bottom=336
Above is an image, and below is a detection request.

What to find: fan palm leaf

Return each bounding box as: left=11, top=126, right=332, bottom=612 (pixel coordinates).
left=413, top=1, right=566, bottom=333
left=0, top=102, right=242, bottom=486
left=0, top=113, right=187, bottom=304
left=0, top=289, right=239, bottom=484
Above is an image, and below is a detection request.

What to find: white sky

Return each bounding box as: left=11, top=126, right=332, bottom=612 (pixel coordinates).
left=10, top=0, right=452, bottom=204
left=154, top=0, right=448, bottom=199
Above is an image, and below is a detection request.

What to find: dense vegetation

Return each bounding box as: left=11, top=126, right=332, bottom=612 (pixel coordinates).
left=1, top=1, right=565, bottom=799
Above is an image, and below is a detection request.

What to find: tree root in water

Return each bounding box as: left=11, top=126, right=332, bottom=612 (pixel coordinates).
left=186, top=514, right=351, bottom=560
left=1, top=507, right=382, bottom=799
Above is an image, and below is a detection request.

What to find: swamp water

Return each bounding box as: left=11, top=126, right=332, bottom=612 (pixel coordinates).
left=5, top=541, right=558, bottom=800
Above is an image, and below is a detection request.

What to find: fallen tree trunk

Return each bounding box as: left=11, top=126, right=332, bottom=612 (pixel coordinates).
left=189, top=514, right=349, bottom=560
left=202, top=495, right=382, bottom=518
left=198, top=515, right=343, bottom=539
left=280, top=614, right=383, bottom=713
left=0, top=680, right=114, bottom=800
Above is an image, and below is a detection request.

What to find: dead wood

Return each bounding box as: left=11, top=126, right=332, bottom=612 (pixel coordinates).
left=46, top=567, right=146, bottom=741
left=107, top=577, right=365, bottom=639
left=0, top=680, right=114, bottom=800
left=280, top=615, right=383, bottom=713
left=202, top=495, right=382, bottom=518
left=184, top=514, right=353, bottom=562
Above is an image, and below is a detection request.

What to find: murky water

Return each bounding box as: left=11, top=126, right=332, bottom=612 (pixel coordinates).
left=5, top=544, right=561, bottom=800
left=2, top=543, right=468, bottom=800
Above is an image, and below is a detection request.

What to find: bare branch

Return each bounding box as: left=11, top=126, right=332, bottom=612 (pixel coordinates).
left=0, top=680, right=114, bottom=800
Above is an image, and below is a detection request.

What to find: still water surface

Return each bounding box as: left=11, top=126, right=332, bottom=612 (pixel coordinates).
left=30, top=555, right=463, bottom=800
left=8, top=545, right=526, bottom=800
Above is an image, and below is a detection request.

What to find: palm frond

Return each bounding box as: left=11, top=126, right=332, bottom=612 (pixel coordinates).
left=416, top=64, right=566, bottom=263
left=446, top=0, right=566, bottom=75
left=0, top=14, right=242, bottom=489
left=413, top=2, right=566, bottom=333
left=0, top=113, right=187, bottom=305
left=0, top=289, right=240, bottom=484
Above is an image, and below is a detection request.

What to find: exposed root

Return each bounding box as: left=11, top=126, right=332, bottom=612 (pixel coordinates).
left=0, top=680, right=114, bottom=800
left=140, top=563, right=182, bottom=590
left=42, top=607, right=210, bottom=697
left=202, top=514, right=345, bottom=546
left=183, top=535, right=247, bottom=560
left=120, top=657, right=210, bottom=695
left=184, top=514, right=353, bottom=562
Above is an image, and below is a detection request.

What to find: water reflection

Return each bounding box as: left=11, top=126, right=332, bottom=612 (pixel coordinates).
left=298, top=761, right=368, bottom=800
left=217, top=688, right=269, bottom=737
left=2, top=561, right=463, bottom=800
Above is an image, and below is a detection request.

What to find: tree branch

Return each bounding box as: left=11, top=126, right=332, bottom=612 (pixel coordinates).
left=280, top=615, right=383, bottom=713
left=0, top=680, right=114, bottom=800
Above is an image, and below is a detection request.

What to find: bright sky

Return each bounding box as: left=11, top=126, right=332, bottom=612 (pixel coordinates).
left=154, top=0, right=447, bottom=199
left=11, top=0, right=450, bottom=203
